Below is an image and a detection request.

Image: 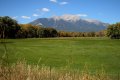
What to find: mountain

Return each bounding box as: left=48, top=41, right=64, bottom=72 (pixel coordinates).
left=29, top=14, right=109, bottom=32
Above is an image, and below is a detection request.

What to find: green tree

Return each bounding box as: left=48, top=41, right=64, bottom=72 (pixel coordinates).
left=18, top=24, right=40, bottom=38
left=0, top=16, right=20, bottom=38
left=46, top=28, right=58, bottom=37
left=107, top=23, right=120, bottom=39
left=27, top=26, right=37, bottom=38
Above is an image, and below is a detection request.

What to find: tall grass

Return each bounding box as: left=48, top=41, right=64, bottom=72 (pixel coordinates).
left=0, top=60, right=114, bottom=80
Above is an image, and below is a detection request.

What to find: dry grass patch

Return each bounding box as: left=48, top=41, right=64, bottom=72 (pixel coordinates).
left=0, top=61, right=112, bottom=80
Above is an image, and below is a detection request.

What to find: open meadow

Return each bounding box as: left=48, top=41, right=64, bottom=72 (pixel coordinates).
left=0, top=37, right=120, bottom=75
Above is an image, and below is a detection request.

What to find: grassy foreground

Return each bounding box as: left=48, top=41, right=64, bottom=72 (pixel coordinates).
left=0, top=37, right=120, bottom=75
left=0, top=61, right=113, bottom=80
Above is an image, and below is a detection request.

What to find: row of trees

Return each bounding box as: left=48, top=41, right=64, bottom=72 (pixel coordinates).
left=17, top=24, right=58, bottom=38
left=0, top=16, right=120, bottom=39
left=0, top=16, right=58, bottom=38
left=58, top=30, right=106, bottom=37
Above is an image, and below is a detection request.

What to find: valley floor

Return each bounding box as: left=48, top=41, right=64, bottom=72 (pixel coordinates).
left=0, top=37, right=120, bottom=75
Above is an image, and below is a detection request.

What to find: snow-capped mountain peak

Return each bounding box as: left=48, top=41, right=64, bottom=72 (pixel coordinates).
left=29, top=14, right=109, bottom=32
left=52, top=14, right=81, bottom=22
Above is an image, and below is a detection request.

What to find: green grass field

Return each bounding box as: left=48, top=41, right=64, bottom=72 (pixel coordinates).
left=0, top=37, right=120, bottom=74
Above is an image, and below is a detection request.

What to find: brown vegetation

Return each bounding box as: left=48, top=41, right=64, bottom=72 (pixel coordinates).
left=0, top=61, right=113, bottom=80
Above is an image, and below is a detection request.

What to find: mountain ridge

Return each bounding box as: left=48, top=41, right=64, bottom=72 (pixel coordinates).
left=29, top=14, right=109, bottom=32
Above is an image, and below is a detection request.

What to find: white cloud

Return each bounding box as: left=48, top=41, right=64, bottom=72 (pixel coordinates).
left=33, top=14, right=39, bottom=17
left=21, top=16, right=31, bottom=19
left=60, top=2, right=68, bottom=5
left=76, top=14, right=88, bottom=17
left=42, top=8, right=50, bottom=12
left=50, top=0, right=57, bottom=3
left=12, top=16, right=18, bottom=19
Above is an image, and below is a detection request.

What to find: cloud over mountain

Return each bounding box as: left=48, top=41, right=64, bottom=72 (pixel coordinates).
left=42, top=8, right=50, bottom=12
left=50, top=0, right=57, bottom=3
left=21, top=16, right=31, bottom=19
left=33, top=14, right=39, bottom=17
left=60, top=2, right=68, bottom=5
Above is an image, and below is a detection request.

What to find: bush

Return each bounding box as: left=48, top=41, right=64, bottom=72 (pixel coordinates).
left=107, top=23, right=120, bottom=39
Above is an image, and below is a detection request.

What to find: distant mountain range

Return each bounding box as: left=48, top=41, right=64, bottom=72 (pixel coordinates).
left=29, top=14, right=109, bottom=32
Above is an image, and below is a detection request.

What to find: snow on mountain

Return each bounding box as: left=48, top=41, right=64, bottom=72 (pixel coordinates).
left=52, top=14, right=81, bottom=22
left=29, top=14, right=109, bottom=32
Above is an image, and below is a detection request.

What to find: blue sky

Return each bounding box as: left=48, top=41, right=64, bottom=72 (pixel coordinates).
left=0, top=0, right=120, bottom=24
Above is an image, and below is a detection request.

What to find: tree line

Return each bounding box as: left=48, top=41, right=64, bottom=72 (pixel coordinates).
left=0, top=16, right=58, bottom=39
left=0, top=16, right=120, bottom=39
left=58, top=30, right=106, bottom=37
